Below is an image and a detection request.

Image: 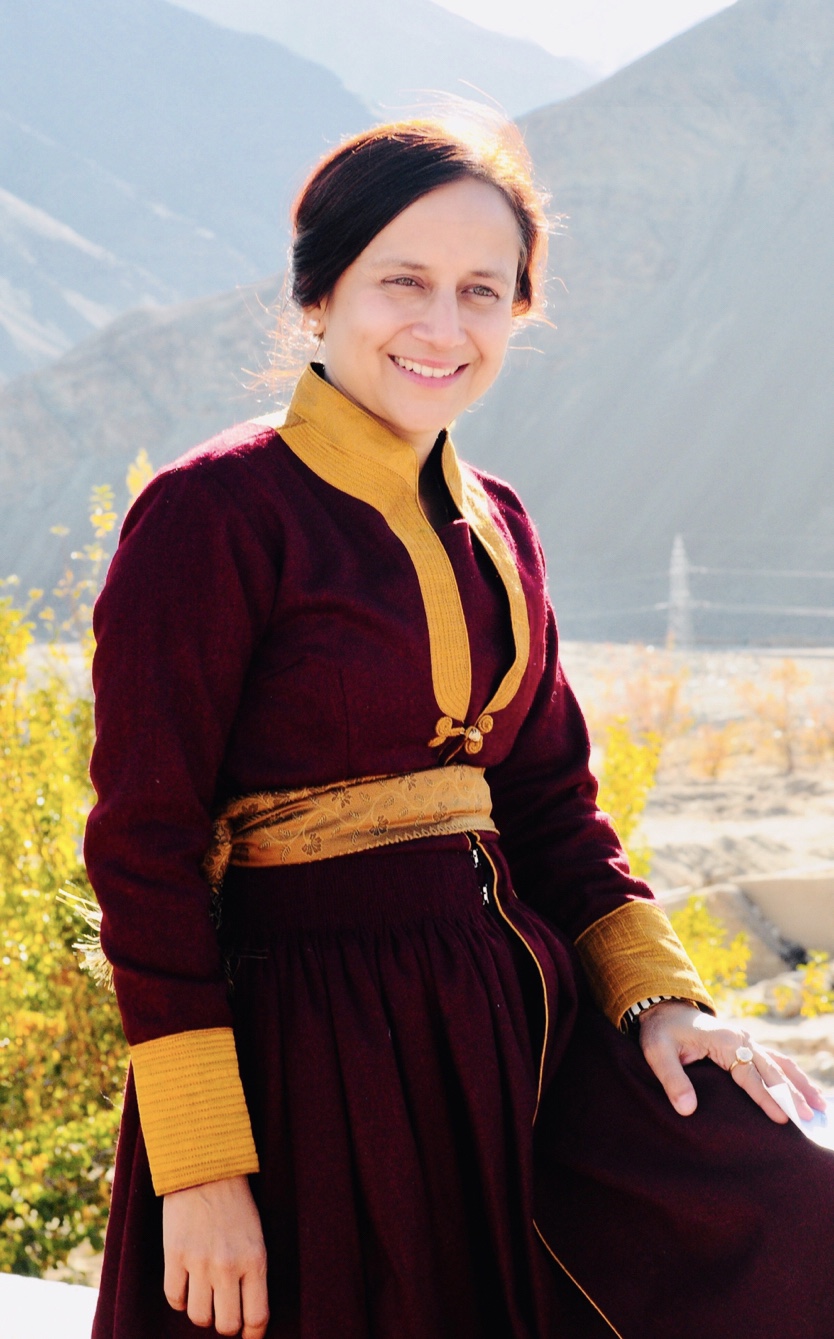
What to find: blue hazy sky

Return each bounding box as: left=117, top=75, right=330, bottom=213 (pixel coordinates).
left=432, top=0, right=737, bottom=74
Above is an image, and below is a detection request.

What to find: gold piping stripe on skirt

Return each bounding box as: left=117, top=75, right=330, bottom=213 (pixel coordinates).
left=202, top=765, right=497, bottom=894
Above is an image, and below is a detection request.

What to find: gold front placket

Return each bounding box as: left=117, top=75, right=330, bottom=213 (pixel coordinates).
left=253, top=365, right=530, bottom=756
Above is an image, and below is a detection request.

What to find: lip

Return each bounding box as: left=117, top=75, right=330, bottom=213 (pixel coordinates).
left=389, top=354, right=468, bottom=385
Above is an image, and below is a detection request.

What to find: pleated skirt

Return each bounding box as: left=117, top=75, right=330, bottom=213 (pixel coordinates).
left=93, top=833, right=834, bottom=1339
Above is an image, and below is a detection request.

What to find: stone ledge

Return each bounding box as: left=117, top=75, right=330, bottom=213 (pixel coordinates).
left=657, top=882, right=806, bottom=983
left=737, top=866, right=834, bottom=957
left=0, top=1273, right=98, bottom=1339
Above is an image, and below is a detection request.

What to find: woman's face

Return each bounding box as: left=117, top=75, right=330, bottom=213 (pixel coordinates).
left=305, top=177, right=522, bottom=463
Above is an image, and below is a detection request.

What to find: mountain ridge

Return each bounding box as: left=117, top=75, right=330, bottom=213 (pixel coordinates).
left=163, top=0, right=596, bottom=116
left=2, top=0, right=832, bottom=643
left=0, top=0, right=369, bottom=382
left=449, top=0, right=834, bottom=641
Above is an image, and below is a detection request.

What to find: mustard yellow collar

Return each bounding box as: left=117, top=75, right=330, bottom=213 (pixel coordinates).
left=287, top=363, right=431, bottom=484
left=253, top=364, right=530, bottom=755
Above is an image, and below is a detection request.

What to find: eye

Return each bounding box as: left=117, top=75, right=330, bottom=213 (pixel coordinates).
left=384, top=275, right=422, bottom=288
left=466, top=284, right=500, bottom=299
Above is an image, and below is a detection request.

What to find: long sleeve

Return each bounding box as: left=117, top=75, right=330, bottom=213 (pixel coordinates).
left=85, top=459, right=280, bottom=1193
left=486, top=600, right=713, bottom=1027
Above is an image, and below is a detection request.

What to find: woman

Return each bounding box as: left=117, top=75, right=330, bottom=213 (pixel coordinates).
left=85, top=113, right=834, bottom=1339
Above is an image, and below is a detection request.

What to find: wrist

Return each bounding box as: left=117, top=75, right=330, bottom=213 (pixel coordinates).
left=164, top=1173, right=251, bottom=1202
left=624, top=996, right=699, bottom=1035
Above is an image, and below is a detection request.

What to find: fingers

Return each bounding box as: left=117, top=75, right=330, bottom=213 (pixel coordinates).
left=215, top=1247, right=269, bottom=1339
left=724, top=1040, right=823, bottom=1124
left=637, top=1005, right=827, bottom=1128
left=763, top=1048, right=826, bottom=1117
left=727, top=1046, right=791, bottom=1124
left=162, top=1176, right=269, bottom=1335
left=163, top=1257, right=188, bottom=1313
left=211, top=1263, right=245, bottom=1336
left=241, top=1261, right=270, bottom=1339
left=641, top=1033, right=699, bottom=1116
left=163, top=1245, right=269, bottom=1335
left=164, top=1268, right=269, bottom=1337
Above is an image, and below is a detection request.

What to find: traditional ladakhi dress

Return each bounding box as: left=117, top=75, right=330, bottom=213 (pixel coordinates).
left=86, top=365, right=834, bottom=1339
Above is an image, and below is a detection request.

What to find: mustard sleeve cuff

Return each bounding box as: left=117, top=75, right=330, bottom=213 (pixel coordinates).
left=575, top=900, right=715, bottom=1028
left=130, top=1027, right=260, bottom=1196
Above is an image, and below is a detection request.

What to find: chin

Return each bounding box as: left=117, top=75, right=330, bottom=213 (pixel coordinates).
left=399, top=416, right=448, bottom=438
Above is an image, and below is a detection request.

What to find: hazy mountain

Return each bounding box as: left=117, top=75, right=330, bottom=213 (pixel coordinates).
left=1, top=0, right=832, bottom=644
left=164, top=0, right=596, bottom=117
left=452, top=0, right=834, bottom=643
left=0, top=0, right=368, bottom=381
left=0, top=277, right=278, bottom=599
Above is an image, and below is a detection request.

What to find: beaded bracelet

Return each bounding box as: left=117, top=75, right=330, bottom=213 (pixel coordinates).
left=623, top=995, right=675, bottom=1031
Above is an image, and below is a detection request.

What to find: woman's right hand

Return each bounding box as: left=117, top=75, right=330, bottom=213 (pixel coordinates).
left=163, top=1174, right=269, bottom=1338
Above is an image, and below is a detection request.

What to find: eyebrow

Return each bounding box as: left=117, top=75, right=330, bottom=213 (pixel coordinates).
left=370, top=258, right=513, bottom=283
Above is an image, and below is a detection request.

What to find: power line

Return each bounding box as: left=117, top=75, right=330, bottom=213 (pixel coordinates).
left=562, top=604, right=670, bottom=621
left=557, top=543, right=834, bottom=641
left=695, top=601, right=834, bottom=619
left=692, top=566, right=834, bottom=580
left=558, top=566, right=834, bottom=592
left=553, top=572, right=664, bottom=592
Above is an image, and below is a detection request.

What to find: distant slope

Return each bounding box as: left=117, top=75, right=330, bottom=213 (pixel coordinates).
left=0, top=0, right=368, bottom=381
left=2, top=0, right=833, bottom=645
left=0, top=277, right=278, bottom=599
left=452, top=0, right=834, bottom=643
left=165, top=0, right=596, bottom=117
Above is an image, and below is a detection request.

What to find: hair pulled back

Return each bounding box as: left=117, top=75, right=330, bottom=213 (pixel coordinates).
left=290, top=110, right=549, bottom=318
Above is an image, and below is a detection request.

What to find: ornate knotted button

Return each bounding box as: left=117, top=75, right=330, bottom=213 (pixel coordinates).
left=429, top=713, right=494, bottom=755
left=463, top=713, right=494, bottom=754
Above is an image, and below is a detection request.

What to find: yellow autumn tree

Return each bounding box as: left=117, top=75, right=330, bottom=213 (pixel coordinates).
left=0, top=593, right=127, bottom=1275
left=0, top=459, right=153, bottom=1276
left=667, top=896, right=750, bottom=1001
left=595, top=718, right=661, bottom=879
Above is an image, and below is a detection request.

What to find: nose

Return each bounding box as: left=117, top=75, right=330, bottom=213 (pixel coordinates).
left=412, top=289, right=467, bottom=351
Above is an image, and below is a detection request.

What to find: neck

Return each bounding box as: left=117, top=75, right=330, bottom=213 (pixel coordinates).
left=319, top=363, right=443, bottom=469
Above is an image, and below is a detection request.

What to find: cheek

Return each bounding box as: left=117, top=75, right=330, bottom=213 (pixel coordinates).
left=476, top=316, right=514, bottom=369
left=333, top=308, right=398, bottom=360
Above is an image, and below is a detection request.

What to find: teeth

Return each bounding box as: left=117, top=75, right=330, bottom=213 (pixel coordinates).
left=393, top=357, right=458, bottom=379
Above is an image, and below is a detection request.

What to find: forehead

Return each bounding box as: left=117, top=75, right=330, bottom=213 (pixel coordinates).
left=360, top=178, right=521, bottom=271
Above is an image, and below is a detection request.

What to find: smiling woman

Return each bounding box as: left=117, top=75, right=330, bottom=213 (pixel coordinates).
left=288, top=118, right=545, bottom=464
left=301, top=178, right=520, bottom=463
left=85, top=109, right=834, bottom=1339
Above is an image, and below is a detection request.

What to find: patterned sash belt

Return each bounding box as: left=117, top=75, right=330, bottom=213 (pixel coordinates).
left=202, top=765, right=496, bottom=896
left=76, top=767, right=495, bottom=991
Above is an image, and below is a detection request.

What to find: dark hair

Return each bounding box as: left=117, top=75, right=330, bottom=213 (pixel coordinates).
left=290, top=111, right=549, bottom=318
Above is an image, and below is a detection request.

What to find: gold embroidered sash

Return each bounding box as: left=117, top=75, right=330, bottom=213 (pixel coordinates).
left=202, top=765, right=496, bottom=894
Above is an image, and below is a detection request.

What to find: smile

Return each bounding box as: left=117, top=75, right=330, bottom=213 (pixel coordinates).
left=391, top=356, right=464, bottom=380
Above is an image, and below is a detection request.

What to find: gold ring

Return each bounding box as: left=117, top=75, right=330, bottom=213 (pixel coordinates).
left=728, top=1044, right=755, bottom=1073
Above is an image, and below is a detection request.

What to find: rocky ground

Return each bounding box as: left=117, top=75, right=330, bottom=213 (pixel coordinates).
left=561, top=640, right=834, bottom=891
left=643, top=768, right=834, bottom=891
left=562, top=640, right=834, bottom=1118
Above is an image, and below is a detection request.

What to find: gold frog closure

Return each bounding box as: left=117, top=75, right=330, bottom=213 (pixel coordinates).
left=429, top=713, right=494, bottom=755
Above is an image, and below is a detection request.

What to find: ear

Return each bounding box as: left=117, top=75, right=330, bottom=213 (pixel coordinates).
left=302, top=300, right=327, bottom=339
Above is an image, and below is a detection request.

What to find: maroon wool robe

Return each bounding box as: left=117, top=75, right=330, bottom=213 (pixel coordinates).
left=86, top=366, right=834, bottom=1339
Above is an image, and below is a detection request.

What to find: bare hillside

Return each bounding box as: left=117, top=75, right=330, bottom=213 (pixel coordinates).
left=1, top=0, right=832, bottom=644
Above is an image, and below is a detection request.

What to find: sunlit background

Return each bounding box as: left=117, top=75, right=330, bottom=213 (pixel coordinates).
left=2, top=6, right=834, bottom=1331
left=426, top=0, right=736, bottom=74
left=1, top=0, right=832, bottom=645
